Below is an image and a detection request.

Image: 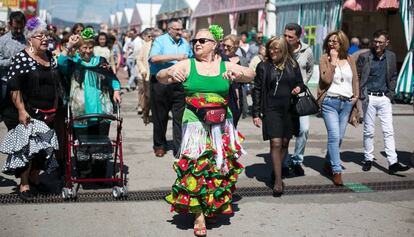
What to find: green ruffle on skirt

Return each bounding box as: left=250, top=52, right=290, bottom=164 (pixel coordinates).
left=165, top=129, right=244, bottom=216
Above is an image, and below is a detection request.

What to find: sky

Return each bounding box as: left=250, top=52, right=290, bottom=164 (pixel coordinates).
left=39, top=0, right=163, bottom=24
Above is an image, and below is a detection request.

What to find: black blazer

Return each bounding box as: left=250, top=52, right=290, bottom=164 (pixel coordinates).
left=357, top=49, right=397, bottom=104
left=252, top=60, right=305, bottom=118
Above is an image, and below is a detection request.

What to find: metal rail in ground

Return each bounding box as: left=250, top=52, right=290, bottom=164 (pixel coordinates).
left=1, top=180, right=413, bottom=205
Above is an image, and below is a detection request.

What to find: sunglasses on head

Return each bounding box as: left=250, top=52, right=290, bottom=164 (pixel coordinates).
left=191, top=38, right=215, bottom=45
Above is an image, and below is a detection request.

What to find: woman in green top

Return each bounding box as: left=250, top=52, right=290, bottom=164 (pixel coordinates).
left=157, top=26, right=255, bottom=237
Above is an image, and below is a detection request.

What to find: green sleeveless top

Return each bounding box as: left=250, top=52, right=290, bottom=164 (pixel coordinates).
left=183, top=58, right=229, bottom=97
left=182, top=58, right=231, bottom=123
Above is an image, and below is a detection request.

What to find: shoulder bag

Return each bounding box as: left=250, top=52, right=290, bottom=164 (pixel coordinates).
left=291, top=85, right=320, bottom=116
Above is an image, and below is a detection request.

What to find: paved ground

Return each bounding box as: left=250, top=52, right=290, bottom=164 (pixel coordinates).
left=0, top=71, right=413, bottom=236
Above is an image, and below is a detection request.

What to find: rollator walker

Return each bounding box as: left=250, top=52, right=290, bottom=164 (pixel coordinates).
left=62, top=104, right=127, bottom=199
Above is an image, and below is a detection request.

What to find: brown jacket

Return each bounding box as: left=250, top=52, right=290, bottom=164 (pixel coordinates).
left=317, top=53, right=360, bottom=107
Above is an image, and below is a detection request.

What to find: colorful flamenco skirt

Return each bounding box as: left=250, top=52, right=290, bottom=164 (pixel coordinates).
left=165, top=118, right=245, bottom=216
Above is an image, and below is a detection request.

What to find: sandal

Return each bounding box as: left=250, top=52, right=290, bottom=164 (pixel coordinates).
left=194, top=221, right=207, bottom=237
left=193, top=226, right=206, bottom=237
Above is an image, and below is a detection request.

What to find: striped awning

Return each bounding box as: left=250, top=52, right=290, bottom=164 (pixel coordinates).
left=343, top=0, right=400, bottom=11
left=396, top=0, right=413, bottom=102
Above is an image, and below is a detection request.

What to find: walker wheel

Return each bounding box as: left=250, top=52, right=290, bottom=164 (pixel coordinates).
left=62, top=186, right=77, bottom=200
left=112, top=186, right=127, bottom=198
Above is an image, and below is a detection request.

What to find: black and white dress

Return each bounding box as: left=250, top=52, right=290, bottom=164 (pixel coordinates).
left=2, top=49, right=60, bottom=129
left=1, top=49, right=61, bottom=177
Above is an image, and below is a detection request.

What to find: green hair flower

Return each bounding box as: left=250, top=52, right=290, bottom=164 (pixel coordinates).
left=209, top=25, right=224, bottom=41
left=80, top=28, right=95, bottom=40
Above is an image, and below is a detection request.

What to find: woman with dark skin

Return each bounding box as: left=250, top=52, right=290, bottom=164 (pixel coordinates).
left=252, top=36, right=304, bottom=197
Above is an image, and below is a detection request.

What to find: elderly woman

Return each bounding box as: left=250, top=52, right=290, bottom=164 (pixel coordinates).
left=58, top=29, right=121, bottom=174
left=317, top=31, right=359, bottom=186
left=1, top=17, right=61, bottom=201
left=222, top=34, right=249, bottom=127
left=157, top=26, right=255, bottom=236
left=252, top=36, right=304, bottom=197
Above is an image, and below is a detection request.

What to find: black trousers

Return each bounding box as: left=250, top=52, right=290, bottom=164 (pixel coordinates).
left=150, top=75, right=185, bottom=156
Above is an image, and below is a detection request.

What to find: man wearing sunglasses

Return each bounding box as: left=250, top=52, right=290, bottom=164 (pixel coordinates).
left=0, top=12, right=26, bottom=120
left=282, top=23, right=314, bottom=177
left=246, top=31, right=264, bottom=63
left=149, top=19, right=193, bottom=158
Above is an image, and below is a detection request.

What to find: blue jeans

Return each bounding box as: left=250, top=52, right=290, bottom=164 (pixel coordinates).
left=283, top=115, right=309, bottom=167
left=126, top=58, right=137, bottom=88
left=321, top=97, right=353, bottom=173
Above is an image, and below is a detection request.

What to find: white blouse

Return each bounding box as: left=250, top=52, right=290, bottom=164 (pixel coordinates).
left=327, top=62, right=354, bottom=98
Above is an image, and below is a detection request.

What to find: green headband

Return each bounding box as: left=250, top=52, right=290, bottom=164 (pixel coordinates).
left=209, top=25, right=224, bottom=41
left=80, top=28, right=95, bottom=40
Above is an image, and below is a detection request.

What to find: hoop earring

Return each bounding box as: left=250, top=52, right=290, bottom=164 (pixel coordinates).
left=29, top=43, right=34, bottom=53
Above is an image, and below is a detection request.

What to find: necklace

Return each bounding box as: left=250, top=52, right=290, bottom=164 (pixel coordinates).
left=273, top=66, right=284, bottom=96
left=29, top=51, right=49, bottom=67
left=336, top=61, right=344, bottom=83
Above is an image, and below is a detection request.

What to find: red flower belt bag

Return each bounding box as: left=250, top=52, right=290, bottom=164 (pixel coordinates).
left=186, top=103, right=227, bottom=125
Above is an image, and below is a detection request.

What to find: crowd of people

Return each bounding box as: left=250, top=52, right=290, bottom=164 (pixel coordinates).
left=0, top=11, right=412, bottom=237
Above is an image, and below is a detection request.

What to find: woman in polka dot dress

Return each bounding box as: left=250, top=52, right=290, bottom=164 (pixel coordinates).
left=2, top=17, right=62, bottom=201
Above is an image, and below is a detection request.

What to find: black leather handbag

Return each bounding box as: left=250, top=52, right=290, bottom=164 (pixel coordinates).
left=291, top=86, right=320, bottom=116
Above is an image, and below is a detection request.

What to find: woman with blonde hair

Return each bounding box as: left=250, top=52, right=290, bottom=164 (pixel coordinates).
left=158, top=26, right=255, bottom=236
left=252, top=36, right=304, bottom=197
left=317, top=30, right=359, bottom=185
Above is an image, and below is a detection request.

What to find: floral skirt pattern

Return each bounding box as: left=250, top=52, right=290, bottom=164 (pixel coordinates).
left=165, top=119, right=245, bottom=216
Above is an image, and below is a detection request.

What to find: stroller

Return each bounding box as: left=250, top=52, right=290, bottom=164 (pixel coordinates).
left=62, top=104, right=127, bottom=199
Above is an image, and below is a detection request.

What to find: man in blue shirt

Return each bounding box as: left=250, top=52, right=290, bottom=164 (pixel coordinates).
left=357, top=30, right=409, bottom=174
left=149, top=19, right=192, bottom=157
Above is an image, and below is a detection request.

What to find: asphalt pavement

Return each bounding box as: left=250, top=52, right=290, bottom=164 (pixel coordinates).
left=0, top=73, right=413, bottom=236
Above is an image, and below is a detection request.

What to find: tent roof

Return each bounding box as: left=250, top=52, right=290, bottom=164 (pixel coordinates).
left=156, top=0, right=200, bottom=21
left=158, top=0, right=190, bottom=14
left=129, top=5, right=142, bottom=27
left=124, top=8, right=134, bottom=24
left=136, top=3, right=161, bottom=27
left=192, top=0, right=265, bottom=18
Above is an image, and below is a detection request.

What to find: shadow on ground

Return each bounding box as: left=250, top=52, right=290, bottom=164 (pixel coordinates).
left=244, top=153, right=273, bottom=188
left=167, top=202, right=240, bottom=230
left=0, top=175, right=17, bottom=187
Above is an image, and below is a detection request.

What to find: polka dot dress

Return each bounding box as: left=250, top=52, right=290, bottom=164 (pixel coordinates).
left=7, top=51, right=57, bottom=82
left=0, top=119, right=59, bottom=175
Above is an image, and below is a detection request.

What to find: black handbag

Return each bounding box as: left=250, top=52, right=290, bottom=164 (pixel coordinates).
left=291, top=86, right=320, bottom=116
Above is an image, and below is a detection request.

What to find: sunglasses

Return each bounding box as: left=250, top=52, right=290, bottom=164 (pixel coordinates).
left=222, top=44, right=234, bottom=49
left=191, top=38, right=215, bottom=45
